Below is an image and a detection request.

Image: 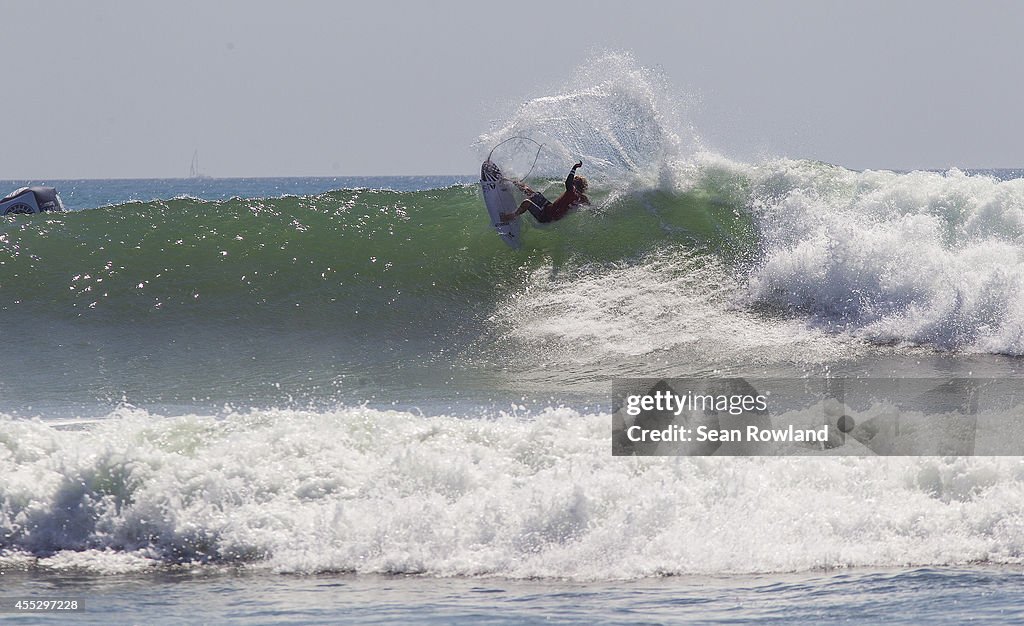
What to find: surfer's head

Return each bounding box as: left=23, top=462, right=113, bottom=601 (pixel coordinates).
left=573, top=175, right=589, bottom=193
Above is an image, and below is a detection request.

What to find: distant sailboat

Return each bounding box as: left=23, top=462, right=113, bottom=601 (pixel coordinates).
left=189, top=150, right=211, bottom=179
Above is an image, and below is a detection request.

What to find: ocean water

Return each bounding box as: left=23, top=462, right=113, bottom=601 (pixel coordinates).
left=4, top=53, right=1024, bottom=623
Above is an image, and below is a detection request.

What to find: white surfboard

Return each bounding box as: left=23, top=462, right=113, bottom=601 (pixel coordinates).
left=480, top=160, right=521, bottom=249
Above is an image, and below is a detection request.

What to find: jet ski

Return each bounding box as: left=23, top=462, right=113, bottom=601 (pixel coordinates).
left=0, top=186, right=64, bottom=215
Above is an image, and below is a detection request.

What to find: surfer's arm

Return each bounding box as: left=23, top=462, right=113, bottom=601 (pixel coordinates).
left=565, top=162, right=582, bottom=191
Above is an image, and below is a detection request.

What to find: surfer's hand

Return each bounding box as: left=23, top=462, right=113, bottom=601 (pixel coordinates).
left=573, top=161, right=583, bottom=169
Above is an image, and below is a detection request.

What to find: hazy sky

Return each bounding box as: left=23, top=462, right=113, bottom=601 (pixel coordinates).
left=4, top=0, right=1024, bottom=178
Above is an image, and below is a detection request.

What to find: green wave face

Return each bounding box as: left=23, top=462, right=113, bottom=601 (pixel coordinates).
left=0, top=183, right=755, bottom=326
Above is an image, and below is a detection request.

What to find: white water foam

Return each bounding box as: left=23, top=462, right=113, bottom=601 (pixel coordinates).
left=489, top=250, right=856, bottom=378
left=741, top=160, right=1024, bottom=354
left=3, top=409, right=1024, bottom=579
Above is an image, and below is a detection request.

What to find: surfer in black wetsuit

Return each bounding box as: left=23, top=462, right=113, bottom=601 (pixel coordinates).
left=500, top=161, right=590, bottom=224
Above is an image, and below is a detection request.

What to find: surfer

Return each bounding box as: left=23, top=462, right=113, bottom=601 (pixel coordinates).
left=500, top=161, right=589, bottom=224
